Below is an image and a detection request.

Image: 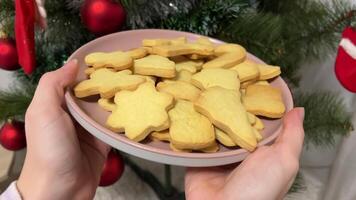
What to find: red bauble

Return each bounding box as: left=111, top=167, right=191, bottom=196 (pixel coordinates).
left=335, top=27, right=356, bottom=93
left=0, top=120, right=26, bottom=151
left=81, top=0, right=126, bottom=36
left=0, top=38, right=20, bottom=71
left=99, top=150, right=125, bottom=186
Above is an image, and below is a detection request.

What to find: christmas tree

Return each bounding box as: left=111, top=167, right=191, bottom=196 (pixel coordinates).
left=0, top=0, right=355, bottom=198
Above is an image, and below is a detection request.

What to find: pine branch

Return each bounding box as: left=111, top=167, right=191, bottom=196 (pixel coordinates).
left=288, top=171, right=305, bottom=194
left=294, top=91, right=354, bottom=148
left=0, top=81, right=35, bottom=122
left=121, top=0, right=199, bottom=29
left=220, top=0, right=356, bottom=85
left=160, top=0, right=249, bottom=36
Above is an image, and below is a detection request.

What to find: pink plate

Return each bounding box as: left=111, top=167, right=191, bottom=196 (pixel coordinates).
left=65, top=29, right=293, bottom=167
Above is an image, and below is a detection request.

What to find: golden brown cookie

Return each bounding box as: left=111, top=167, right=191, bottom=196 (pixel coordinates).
left=194, top=87, right=257, bottom=151
left=106, top=82, right=174, bottom=141
left=242, top=85, right=285, bottom=118
left=74, top=68, right=145, bottom=98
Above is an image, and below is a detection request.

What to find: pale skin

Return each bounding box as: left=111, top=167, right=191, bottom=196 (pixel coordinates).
left=17, top=60, right=304, bottom=200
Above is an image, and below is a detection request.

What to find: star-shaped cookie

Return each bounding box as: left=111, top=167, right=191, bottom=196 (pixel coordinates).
left=106, top=82, right=174, bottom=142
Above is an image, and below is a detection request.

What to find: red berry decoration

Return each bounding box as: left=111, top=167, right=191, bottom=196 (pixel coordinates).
left=335, top=26, right=356, bottom=93
left=99, top=150, right=125, bottom=186
left=0, top=37, right=20, bottom=71
left=0, top=120, right=26, bottom=151
left=81, top=0, right=126, bottom=36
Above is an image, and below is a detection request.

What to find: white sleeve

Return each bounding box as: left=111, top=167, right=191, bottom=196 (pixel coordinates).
left=0, top=182, right=22, bottom=200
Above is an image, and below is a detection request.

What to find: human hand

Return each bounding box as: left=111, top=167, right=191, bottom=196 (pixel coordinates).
left=17, top=60, right=110, bottom=200
left=185, top=108, right=305, bottom=200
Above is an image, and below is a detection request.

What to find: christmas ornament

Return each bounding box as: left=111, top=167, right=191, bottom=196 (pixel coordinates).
left=15, top=0, right=36, bottom=74
left=81, top=0, right=126, bottom=35
left=0, top=37, right=20, bottom=71
left=99, top=150, right=125, bottom=186
left=0, top=120, right=26, bottom=151
left=335, top=27, right=356, bottom=93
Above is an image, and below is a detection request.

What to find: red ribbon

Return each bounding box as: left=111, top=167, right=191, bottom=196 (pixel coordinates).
left=15, top=0, right=36, bottom=75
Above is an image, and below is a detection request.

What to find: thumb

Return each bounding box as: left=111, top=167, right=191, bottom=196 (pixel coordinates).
left=274, top=107, right=305, bottom=158
left=30, top=59, right=79, bottom=108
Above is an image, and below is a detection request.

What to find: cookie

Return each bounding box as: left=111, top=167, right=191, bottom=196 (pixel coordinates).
left=247, top=112, right=256, bottom=125
left=152, top=43, right=214, bottom=57
left=201, top=43, right=246, bottom=69
left=253, top=116, right=264, bottom=131
left=199, top=142, right=219, bottom=153
left=126, top=48, right=148, bottom=59
left=254, top=80, right=270, bottom=86
left=196, top=36, right=213, bottom=46
left=194, top=87, right=257, bottom=151
left=85, top=51, right=133, bottom=70
left=215, top=127, right=236, bottom=147
left=149, top=130, right=170, bottom=142
left=253, top=128, right=263, bottom=142
left=230, top=60, right=260, bottom=82
left=98, top=98, right=116, bottom=112
left=142, top=38, right=171, bottom=47
left=170, top=37, right=187, bottom=45
left=170, top=143, right=192, bottom=153
left=74, top=68, right=145, bottom=98
left=163, top=70, right=193, bottom=83
left=142, top=46, right=153, bottom=54
left=107, top=82, right=174, bottom=141
left=134, top=55, right=176, bottom=78
left=191, top=68, right=240, bottom=91
left=257, top=63, right=281, bottom=80
left=240, top=79, right=257, bottom=89
left=136, top=75, right=156, bottom=84
left=157, top=81, right=201, bottom=101
left=242, top=85, right=285, bottom=118
left=172, top=56, right=204, bottom=73
left=169, top=100, right=215, bottom=150
left=84, top=67, right=95, bottom=76
left=187, top=37, right=214, bottom=60
left=202, top=52, right=246, bottom=69
left=214, top=44, right=247, bottom=56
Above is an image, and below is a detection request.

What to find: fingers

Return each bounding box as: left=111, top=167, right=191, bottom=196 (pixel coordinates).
left=274, top=107, right=305, bottom=159
left=30, top=59, right=79, bottom=109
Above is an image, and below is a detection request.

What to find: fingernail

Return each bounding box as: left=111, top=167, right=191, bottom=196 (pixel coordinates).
left=296, top=107, right=305, bottom=121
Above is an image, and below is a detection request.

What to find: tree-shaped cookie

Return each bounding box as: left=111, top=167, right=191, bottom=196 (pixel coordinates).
left=169, top=100, right=215, bottom=150
left=242, top=85, right=285, bottom=118
left=106, top=82, right=174, bottom=142
left=191, top=68, right=240, bottom=90
left=194, top=87, right=257, bottom=151
left=74, top=68, right=145, bottom=98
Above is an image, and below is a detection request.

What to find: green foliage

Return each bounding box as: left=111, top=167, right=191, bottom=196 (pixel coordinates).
left=219, top=0, right=356, bottom=85
left=289, top=172, right=306, bottom=194
left=160, top=0, right=249, bottom=36
left=295, top=91, right=354, bottom=147
left=121, top=0, right=199, bottom=29
left=0, top=81, right=35, bottom=122
left=0, top=0, right=15, bottom=36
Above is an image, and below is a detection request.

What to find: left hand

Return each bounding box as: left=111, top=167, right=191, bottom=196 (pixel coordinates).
left=17, top=60, right=110, bottom=200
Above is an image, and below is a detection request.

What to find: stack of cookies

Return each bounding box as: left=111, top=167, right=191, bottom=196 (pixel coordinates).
left=74, top=36, right=285, bottom=152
